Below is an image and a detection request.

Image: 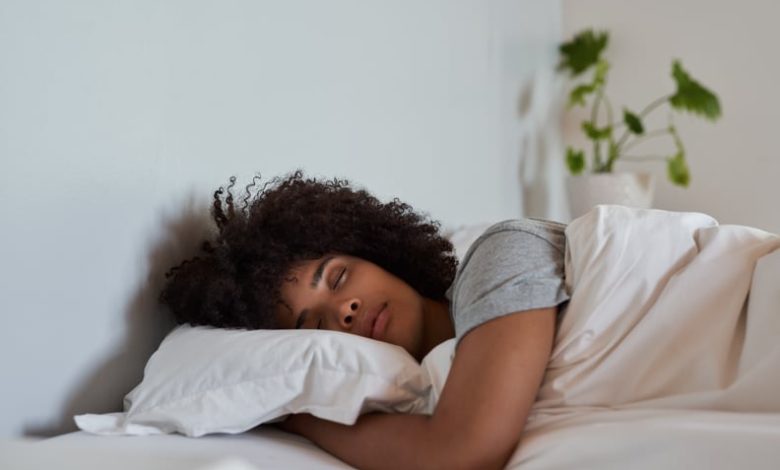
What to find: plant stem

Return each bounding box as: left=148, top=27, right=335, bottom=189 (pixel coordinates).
left=603, top=93, right=614, bottom=127
left=622, top=128, right=672, bottom=153
left=614, top=93, right=674, bottom=152
left=591, top=89, right=602, bottom=127
left=669, top=125, right=685, bottom=155
left=593, top=138, right=602, bottom=170
left=639, top=94, right=674, bottom=118
left=599, top=94, right=619, bottom=172
left=591, top=89, right=604, bottom=169
left=621, top=155, right=669, bottom=162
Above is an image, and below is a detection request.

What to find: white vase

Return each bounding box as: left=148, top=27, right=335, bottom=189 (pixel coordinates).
left=567, top=172, right=655, bottom=220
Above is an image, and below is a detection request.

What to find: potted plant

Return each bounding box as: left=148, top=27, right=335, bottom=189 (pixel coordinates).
left=558, top=29, right=722, bottom=218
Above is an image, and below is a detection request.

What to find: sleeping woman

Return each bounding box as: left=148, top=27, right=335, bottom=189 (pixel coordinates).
left=160, top=171, right=569, bottom=470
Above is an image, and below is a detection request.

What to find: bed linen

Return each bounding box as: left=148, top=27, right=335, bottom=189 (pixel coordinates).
left=507, top=408, right=780, bottom=469
left=4, top=428, right=355, bottom=470
left=535, top=205, right=780, bottom=413
left=432, top=206, right=780, bottom=468
left=17, top=206, right=778, bottom=469
left=18, top=409, right=780, bottom=470
left=511, top=205, right=780, bottom=467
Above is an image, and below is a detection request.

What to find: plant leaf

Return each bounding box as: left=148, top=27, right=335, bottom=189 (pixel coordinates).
left=623, top=109, right=644, bottom=134
left=567, top=60, right=610, bottom=107
left=566, top=147, right=586, bottom=174
left=669, top=60, right=722, bottom=120
left=593, top=59, right=609, bottom=87
left=558, top=30, right=609, bottom=77
left=667, top=151, right=690, bottom=187
left=569, top=83, right=595, bottom=107
left=582, top=121, right=612, bottom=140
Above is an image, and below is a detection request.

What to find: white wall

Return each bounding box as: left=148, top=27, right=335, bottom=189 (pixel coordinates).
left=0, top=0, right=561, bottom=437
left=563, top=0, right=780, bottom=233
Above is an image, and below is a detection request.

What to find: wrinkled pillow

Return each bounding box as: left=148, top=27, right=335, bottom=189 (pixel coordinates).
left=75, top=325, right=442, bottom=437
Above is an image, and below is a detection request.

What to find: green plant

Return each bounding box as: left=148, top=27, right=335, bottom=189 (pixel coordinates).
left=558, top=29, right=722, bottom=186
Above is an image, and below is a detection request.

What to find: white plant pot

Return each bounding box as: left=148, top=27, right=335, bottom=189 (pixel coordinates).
left=567, top=172, right=655, bottom=220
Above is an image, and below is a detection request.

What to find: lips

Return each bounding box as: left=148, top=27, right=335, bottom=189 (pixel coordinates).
left=370, top=304, right=390, bottom=340
left=361, top=302, right=387, bottom=339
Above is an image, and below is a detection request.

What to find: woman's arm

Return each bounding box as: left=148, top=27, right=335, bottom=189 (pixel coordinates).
left=282, top=306, right=556, bottom=470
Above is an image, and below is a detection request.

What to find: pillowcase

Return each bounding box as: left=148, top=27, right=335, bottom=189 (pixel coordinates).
left=75, top=325, right=439, bottom=437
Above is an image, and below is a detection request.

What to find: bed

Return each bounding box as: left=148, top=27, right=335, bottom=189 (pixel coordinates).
left=4, top=428, right=352, bottom=470
left=6, top=206, right=780, bottom=469
left=5, top=408, right=779, bottom=469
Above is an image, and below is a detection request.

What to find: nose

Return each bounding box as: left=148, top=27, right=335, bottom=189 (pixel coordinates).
left=336, top=298, right=361, bottom=330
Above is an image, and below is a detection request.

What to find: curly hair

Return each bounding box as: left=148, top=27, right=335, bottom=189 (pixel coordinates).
left=159, top=171, right=458, bottom=330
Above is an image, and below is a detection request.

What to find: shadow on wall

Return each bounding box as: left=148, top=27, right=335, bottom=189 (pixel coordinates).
left=23, top=194, right=215, bottom=437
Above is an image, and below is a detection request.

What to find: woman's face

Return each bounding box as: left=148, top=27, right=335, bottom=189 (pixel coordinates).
left=275, top=254, right=427, bottom=357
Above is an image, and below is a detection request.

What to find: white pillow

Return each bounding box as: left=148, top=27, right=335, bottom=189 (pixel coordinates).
left=75, top=325, right=437, bottom=437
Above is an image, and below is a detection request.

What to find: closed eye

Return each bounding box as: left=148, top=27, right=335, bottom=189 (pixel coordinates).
left=331, top=267, right=346, bottom=290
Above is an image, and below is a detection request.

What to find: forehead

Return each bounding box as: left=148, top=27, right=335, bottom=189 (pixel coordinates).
left=274, top=255, right=333, bottom=328
left=283, top=256, right=330, bottom=286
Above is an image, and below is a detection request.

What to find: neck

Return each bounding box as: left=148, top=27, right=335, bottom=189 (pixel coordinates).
left=418, top=298, right=454, bottom=360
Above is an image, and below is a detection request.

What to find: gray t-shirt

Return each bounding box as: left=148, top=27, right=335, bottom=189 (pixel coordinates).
left=445, top=219, right=569, bottom=345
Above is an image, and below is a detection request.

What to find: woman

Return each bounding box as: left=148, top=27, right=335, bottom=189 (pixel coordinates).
left=161, top=171, right=569, bottom=469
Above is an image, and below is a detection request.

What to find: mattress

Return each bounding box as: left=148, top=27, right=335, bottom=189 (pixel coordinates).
left=6, top=410, right=780, bottom=470
left=2, top=427, right=354, bottom=470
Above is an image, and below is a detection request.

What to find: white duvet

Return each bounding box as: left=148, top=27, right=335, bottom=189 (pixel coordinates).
left=432, top=206, right=780, bottom=468
left=540, top=205, right=780, bottom=413
left=480, top=205, right=780, bottom=468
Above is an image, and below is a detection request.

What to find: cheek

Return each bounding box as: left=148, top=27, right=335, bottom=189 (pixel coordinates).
left=386, top=299, right=424, bottom=351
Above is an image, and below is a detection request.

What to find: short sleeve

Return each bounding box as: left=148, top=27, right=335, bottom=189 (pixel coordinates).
left=446, top=219, right=569, bottom=345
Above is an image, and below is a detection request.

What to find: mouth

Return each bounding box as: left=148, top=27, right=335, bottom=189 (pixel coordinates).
left=364, top=302, right=388, bottom=340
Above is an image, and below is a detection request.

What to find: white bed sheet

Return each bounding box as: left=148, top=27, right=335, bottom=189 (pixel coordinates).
left=5, top=428, right=354, bottom=470
left=9, top=410, right=780, bottom=470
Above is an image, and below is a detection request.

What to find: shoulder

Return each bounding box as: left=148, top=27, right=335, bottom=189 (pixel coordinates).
left=476, top=218, right=566, bottom=245
left=458, top=218, right=566, bottom=269
left=446, top=218, right=569, bottom=342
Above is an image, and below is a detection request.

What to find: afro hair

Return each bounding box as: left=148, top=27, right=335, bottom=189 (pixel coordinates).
left=159, top=171, right=458, bottom=329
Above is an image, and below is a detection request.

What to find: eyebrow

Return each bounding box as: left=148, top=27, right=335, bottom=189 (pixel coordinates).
left=294, top=255, right=336, bottom=329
